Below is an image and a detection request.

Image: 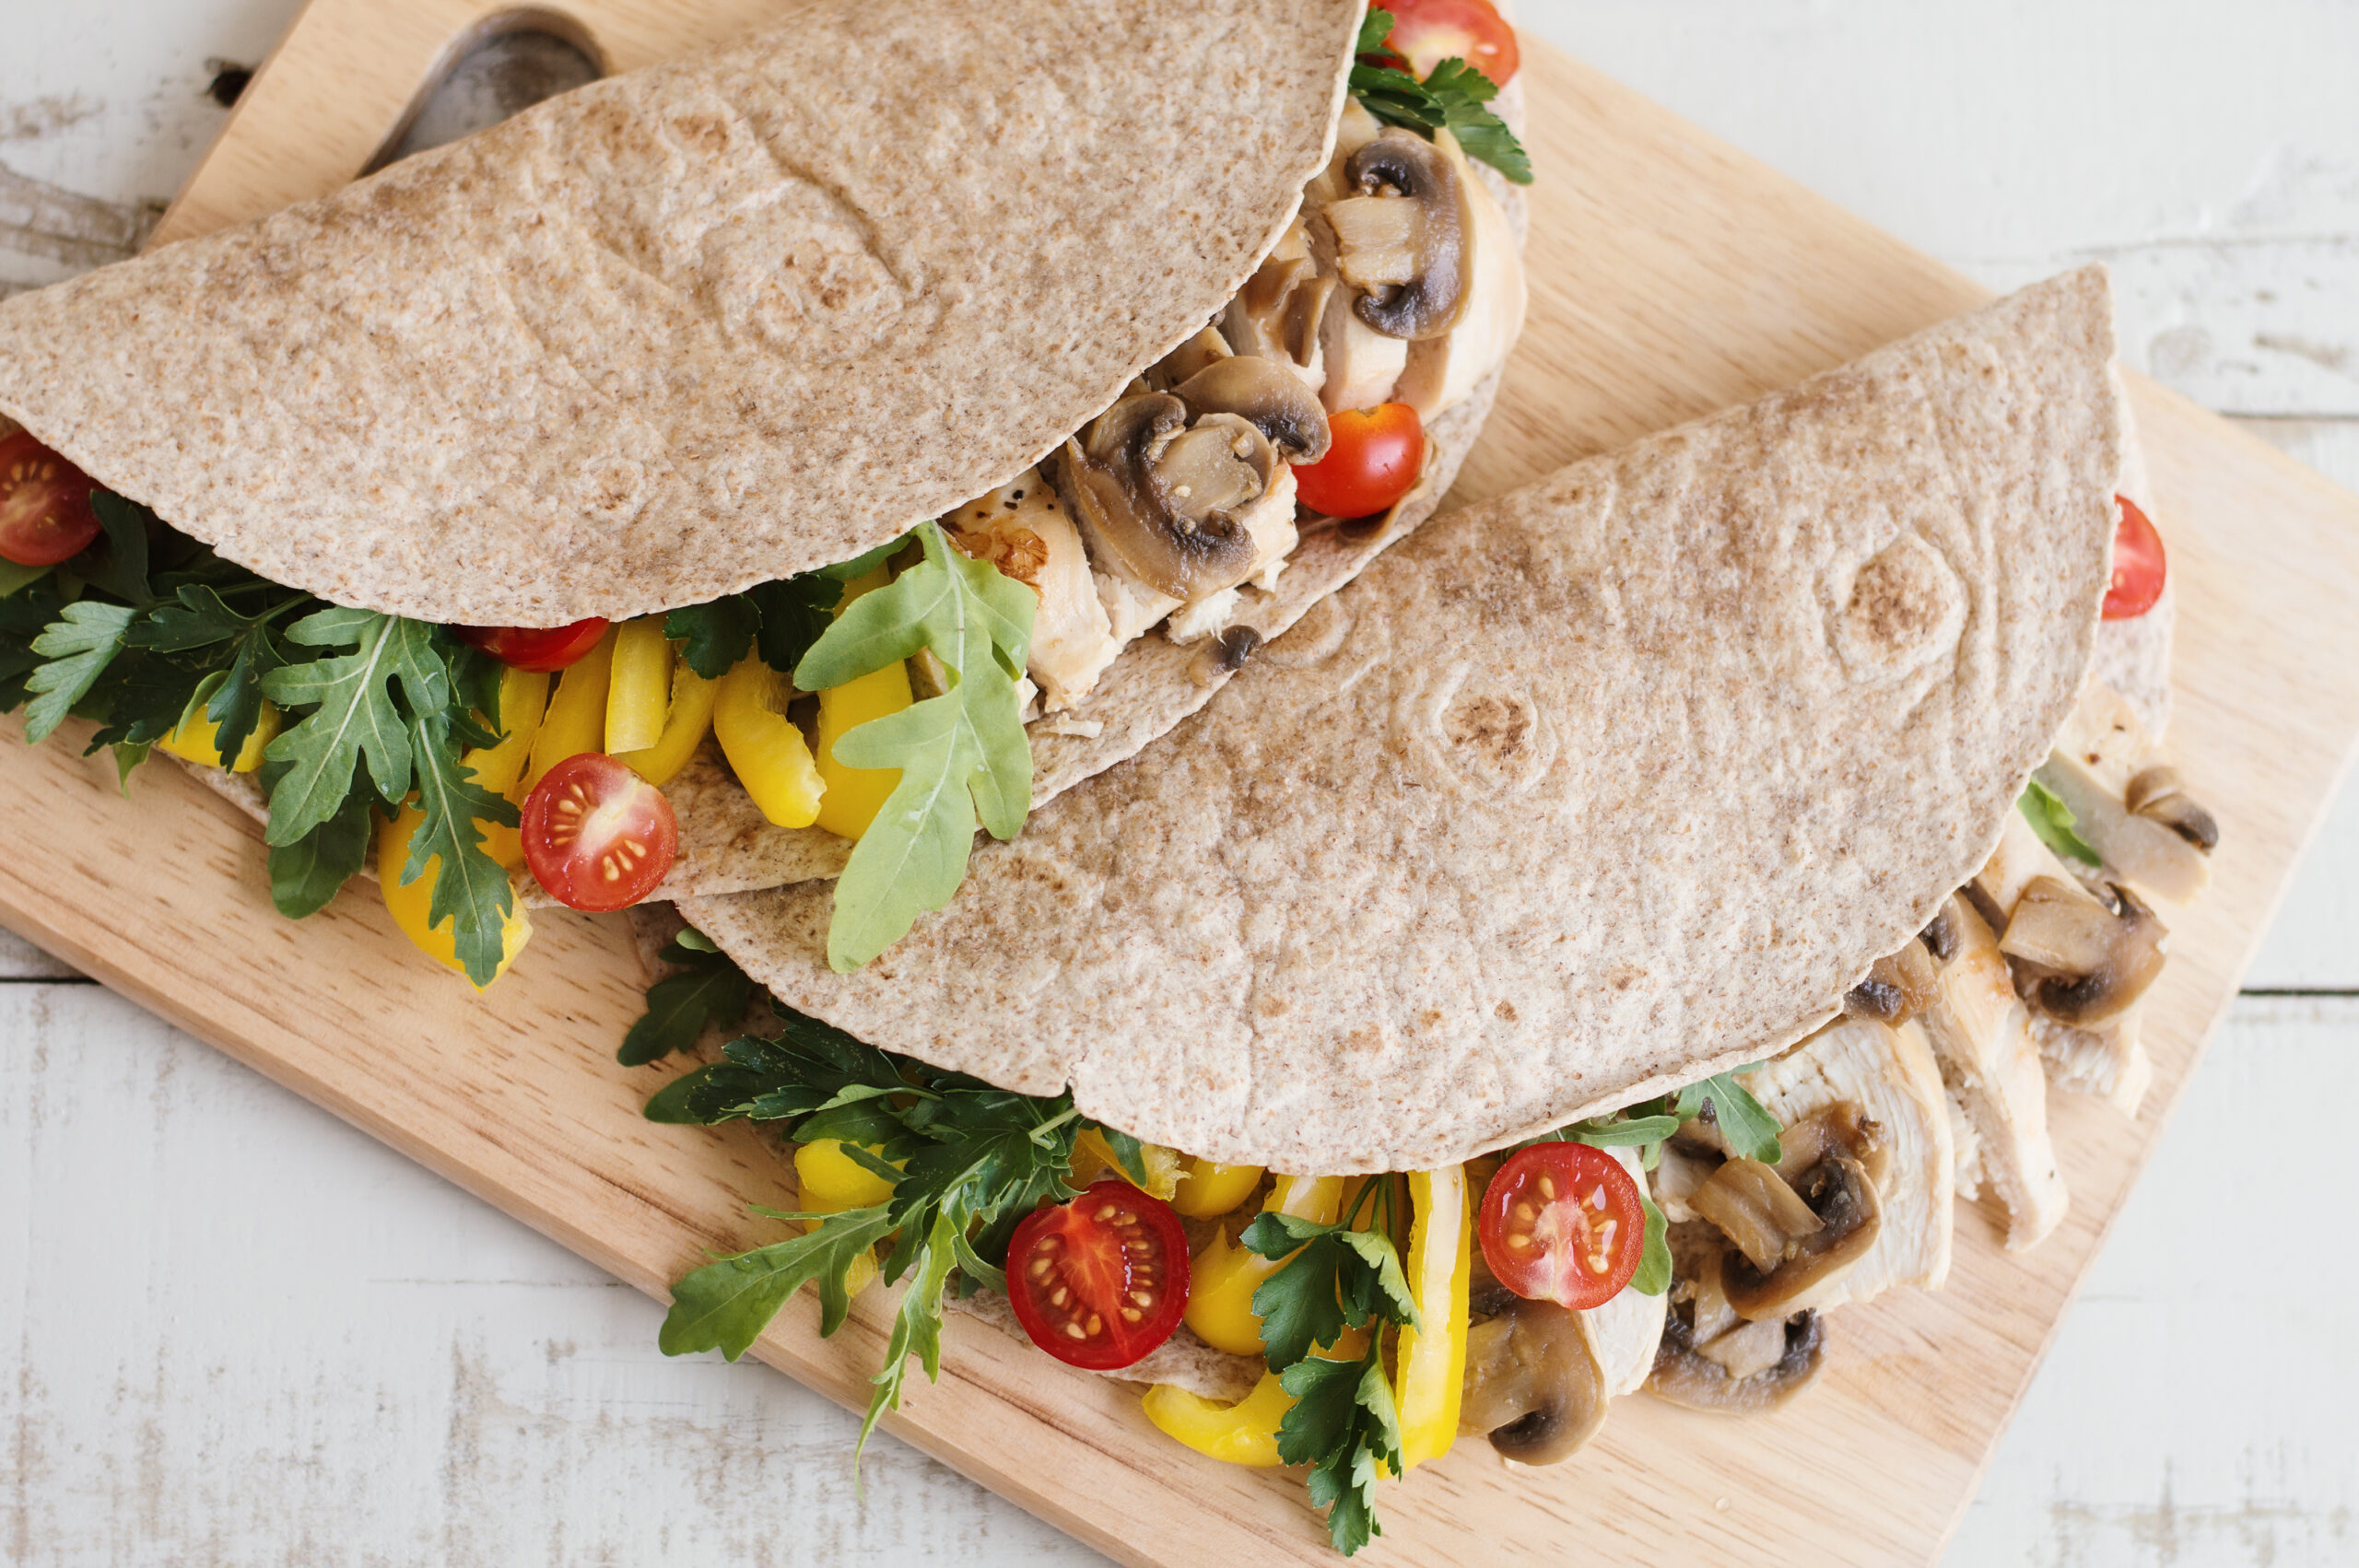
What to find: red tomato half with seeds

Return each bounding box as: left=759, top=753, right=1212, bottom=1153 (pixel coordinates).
left=1371, top=0, right=1520, bottom=85
left=454, top=617, right=611, bottom=673
left=0, top=431, right=101, bottom=568
left=1006, top=1178, right=1190, bottom=1371
left=1479, top=1142, right=1646, bottom=1311
left=2102, top=495, right=2166, bottom=621
left=1293, top=402, right=1426, bottom=520
left=520, top=752, right=678, bottom=911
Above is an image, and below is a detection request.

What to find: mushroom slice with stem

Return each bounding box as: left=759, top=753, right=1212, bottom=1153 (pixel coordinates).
left=2123, top=765, right=2222, bottom=851
left=1223, top=218, right=1334, bottom=397
left=1315, top=284, right=1410, bottom=415
left=2035, top=752, right=2209, bottom=906
left=1391, top=131, right=1529, bottom=420
left=1057, top=393, right=1279, bottom=603
left=1649, top=1305, right=1826, bottom=1415
left=2001, top=876, right=2168, bottom=1028
left=1172, top=356, right=1332, bottom=465
left=1459, top=1295, right=1611, bottom=1466
left=1688, top=1158, right=1825, bottom=1274
left=1844, top=935, right=1942, bottom=1025
left=1330, top=128, right=1471, bottom=341
left=1146, top=323, right=1233, bottom=392
left=1721, top=1149, right=1884, bottom=1321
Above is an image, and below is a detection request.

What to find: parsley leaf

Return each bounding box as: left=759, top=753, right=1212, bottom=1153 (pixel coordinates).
left=795, top=521, right=1034, bottom=971
left=665, top=596, right=762, bottom=682
left=619, top=933, right=756, bottom=1068
left=664, top=574, right=846, bottom=682
left=24, top=600, right=135, bottom=743
left=77, top=491, right=156, bottom=605
left=0, top=560, right=50, bottom=598
left=1351, top=10, right=1532, bottom=184
left=1241, top=1212, right=1420, bottom=1371
left=2020, top=775, right=2102, bottom=867
left=126, top=585, right=295, bottom=766
left=1277, top=1346, right=1403, bottom=1557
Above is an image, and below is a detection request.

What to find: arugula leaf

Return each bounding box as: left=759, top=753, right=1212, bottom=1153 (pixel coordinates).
left=1090, top=1123, right=1154, bottom=1188
left=1277, top=1346, right=1403, bottom=1557
left=660, top=1203, right=898, bottom=1359
left=619, top=935, right=756, bottom=1068
left=1630, top=1188, right=1672, bottom=1296
left=266, top=772, right=375, bottom=919
left=260, top=608, right=450, bottom=841
left=126, top=585, right=295, bottom=764
left=1670, top=1070, right=1784, bottom=1164
left=856, top=1209, right=962, bottom=1464
left=1350, top=10, right=1532, bottom=184
left=24, top=600, right=135, bottom=743
left=2021, top=775, right=2102, bottom=867
left=796, top=521, right=1035, bottom=971
left=401, top=710, right=519, bottom=987
left=817, top=534, right=910, bottom=583
left=1241, top=1212, right=1421, bottom=1371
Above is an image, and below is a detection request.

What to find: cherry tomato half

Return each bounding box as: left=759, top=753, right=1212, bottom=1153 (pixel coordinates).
left=1478, top=1142, right=1646, bottom=1311
left=520, top=752, right=678, bottom=911
left=1371, top=0, right=1520, bottom=85
left=2103, top=495, right=2166, bottom=621
left=455, top=617, right=612, bottom=673
left=0, top=431, right=101, bottom=568
left=1005, top=1178, right=1190, bottom=1371
left=1293, top=402, right=1426, bottom=520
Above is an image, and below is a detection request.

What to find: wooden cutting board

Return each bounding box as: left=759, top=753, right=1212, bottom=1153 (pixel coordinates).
left=10, top=1, right=2355, bottom=1562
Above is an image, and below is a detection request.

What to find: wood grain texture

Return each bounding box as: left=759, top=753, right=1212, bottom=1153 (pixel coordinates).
left=6, top=6, right=2359, bottom=1566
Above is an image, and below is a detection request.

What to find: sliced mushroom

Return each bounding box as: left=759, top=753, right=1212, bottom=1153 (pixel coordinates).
left=1391, top=131, right=1528, bottom=419
left=2036, top=754, right=2209, bottom=905
left=1649, top=1306, right=1825, bottom=1415
left=1775, top=1103, right=1890, bottom=1192
left=1845, top=937, right=1942, bottom=1024
left=1224, top=219, right=1335, bottom=397
left=1057, top=394, right=1277, bottom=603
left=1460, top=1296, right=1610, bottom=1466
left=1315, top=283, right=1411, bottom=415
left=2001, top=876, right=2167, bottom=1028
left=1688, top=1158, right=1822, bottom=1273
left=2123, top=765, right=2221, bottom=852
left=1330, top=129, right=1470, bottom=341
left=1171, top=355, right=1332, bottom=465
left=1919, top=901, right=1962, bottom=964
left=1722, top=1151, right=1883, bottom=1321
left=1145, top=323, right=1232, bottom=392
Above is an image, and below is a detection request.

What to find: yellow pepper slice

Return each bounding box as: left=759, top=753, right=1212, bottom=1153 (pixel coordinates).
left=792, top=1139, right=898, bottom=1299
left=610, top=661, right=717, bottom=788
left=157, top=696, right=281, bottom=772
left=1072, top=1130, right=1184, bottom=1199
left=1143, top=1372, right=1297, bottom=1468
left=1392, top=1164, right=1473, bottom=1469
left=468, top=666, right=550, bottom=870
left=525, top=627, right=616, bottom=790
left=376, top=800, right=532, bottom=987
left=1171, top=1157, right=1265, bottom=1219
left=1183, top=1174, right=1344, bottom=1358
left=811, top=567, right=912, bottom=841
left=712, top=656, right=825, bottom=827
left=604, top=617, right=675, bottom=754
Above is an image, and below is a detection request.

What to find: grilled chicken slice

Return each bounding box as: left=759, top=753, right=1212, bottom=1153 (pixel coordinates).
left=946, top=469, right=1119, bottom=712
left=1582, top=1147, right=1669, bottom=1396
left=1743, top=1017, right=1955, bottom=1313
left=2034, top=1012, right=2154, bottom=1117
left=1918, top=895, right=2070, bottom=1250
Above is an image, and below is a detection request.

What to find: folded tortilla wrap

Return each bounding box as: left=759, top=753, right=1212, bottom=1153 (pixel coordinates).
left=679, top=268, right=2129, bottom=1174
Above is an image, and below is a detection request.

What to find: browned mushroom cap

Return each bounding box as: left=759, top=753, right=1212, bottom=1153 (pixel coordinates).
left=1172, top=355, right=1332, bottom=464
left=2124, top=765, right=2222, bottom=852
left=1919, top=897, right=1964, bottom=964
left=1999, top=875, right=2168, bottom=1027
left=1845, top=935, right=1941, bottom=1024
left=1055, top=393, right=1277, bottom=603
left=1649, top=1307, right=1826, bottom=1415
left=1722, top=1151, right=1883, bottom=1320
left=1459, top=1295, right=1610, bottom=1466
left=1330, top=129, right=1470, bottom=341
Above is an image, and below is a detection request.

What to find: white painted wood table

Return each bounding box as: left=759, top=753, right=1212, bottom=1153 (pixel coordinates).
left=5, top=2, right=2357, bottom=1562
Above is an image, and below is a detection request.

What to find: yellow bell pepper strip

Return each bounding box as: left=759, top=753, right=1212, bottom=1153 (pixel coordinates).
left=467, top=665, right=549, bottom=870
left=1143, top=1371, right=1297, bottom=1467
left=375, top=801, right=533, bottom=986
left=1171, top=1157, right=1265, bottom=1219
left=610, top=660, right=717, bottom=788
left=1391, top=1164, right=1473, bottom=1470
left=525, top=626, right=616, bottom=791
left=157, top=697, right=281, bottom=772
left=604, top=616, right=675, bottom=755
left=712, top=655, right=826, bottom=827
left=1183, top=1174, right=1344, bottom=1358
left=1072, top=1129, right=1183, bottom=1199
left=793, top=1138, right=898, bottom=1300
left=811, top=566, right=912, bottom=841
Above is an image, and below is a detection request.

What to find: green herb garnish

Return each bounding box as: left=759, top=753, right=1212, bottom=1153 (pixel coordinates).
left=793, top=521, right=1035, bottom=971
left=620, top=929, right=756, bottom=1068
left=1351, top=10, right=1532, bottom=185
left=2020, top=774, right=2102, bottom=867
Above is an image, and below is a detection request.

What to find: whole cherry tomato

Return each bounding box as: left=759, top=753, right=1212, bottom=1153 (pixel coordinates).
left=1293, top=402, right=1426, bottom=520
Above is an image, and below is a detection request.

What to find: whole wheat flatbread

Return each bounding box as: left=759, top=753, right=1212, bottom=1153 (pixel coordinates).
left=680, top=270, right=2126, bottom=1174
left=0, top=0, right=1360, bottom=628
